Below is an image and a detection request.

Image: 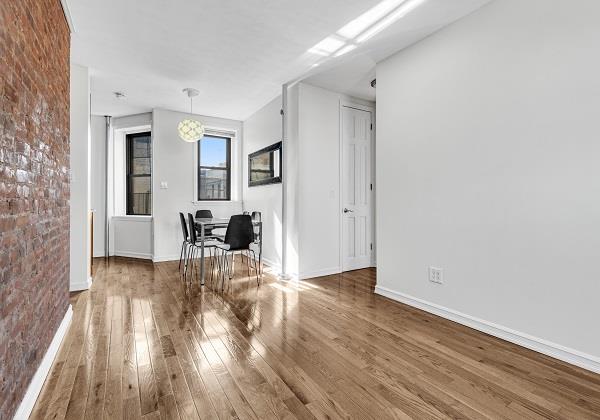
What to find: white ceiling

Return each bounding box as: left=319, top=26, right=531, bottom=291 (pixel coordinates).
left=69, top=0, right=490, bottom=120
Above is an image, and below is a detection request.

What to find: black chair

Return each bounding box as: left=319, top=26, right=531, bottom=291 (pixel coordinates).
left=186, top=213, right=219, bottom=283
left=195, top=209, right=224, bottom=240
left=251, top=211, right=261, bottom=242
left=178, top=212, right=190, bottom=271
left=215, top=214, right=260, bottom=290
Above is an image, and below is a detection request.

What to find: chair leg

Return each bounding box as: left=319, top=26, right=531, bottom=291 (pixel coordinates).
left=179, top=241, right=185, bottom=270
left=185, top=245, right=193, bottom=282
left=221, top=251, right=229, bottom=291
left=189, top=245, right=198, bottom=283
left=246, top=251, right=251, bottom=278
left=250, top=250, right=260, bottom=286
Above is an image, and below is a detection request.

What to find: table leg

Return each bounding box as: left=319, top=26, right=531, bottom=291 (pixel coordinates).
left=259, top=222, right=263, bottom=275
left=200, top=224, right=205, bottom=286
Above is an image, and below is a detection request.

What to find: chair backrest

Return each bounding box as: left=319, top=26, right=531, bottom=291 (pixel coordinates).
left=194, top=209, right=214, bottom=235
left=224, top=215, right=254, bottom=250
left=187, top=213, right=198, bottom=243
left=179, top=212, right=189, bottom=241
left=195, top=209, right=213, bottom=219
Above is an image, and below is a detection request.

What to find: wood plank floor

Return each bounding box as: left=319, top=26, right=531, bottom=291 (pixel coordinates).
left=30, top=257, right=600, bottom=419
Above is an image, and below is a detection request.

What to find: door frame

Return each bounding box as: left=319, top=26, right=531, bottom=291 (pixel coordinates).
left=338, top=99, right=376, bottom=272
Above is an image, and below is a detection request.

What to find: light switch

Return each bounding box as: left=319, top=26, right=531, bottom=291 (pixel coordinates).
left=160, top=181, right=168, bottom=189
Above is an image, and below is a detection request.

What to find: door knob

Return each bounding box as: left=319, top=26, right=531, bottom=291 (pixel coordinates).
left=343, top=208, right=354, bottom=213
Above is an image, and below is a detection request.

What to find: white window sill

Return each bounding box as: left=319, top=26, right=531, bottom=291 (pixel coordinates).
left=191, top=201, right=241, bottom=206
left=112, top=215, right=153, bottom=222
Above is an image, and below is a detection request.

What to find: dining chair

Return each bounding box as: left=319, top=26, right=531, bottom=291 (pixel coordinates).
left=178, top=212, right=190, bottom=272
left=215, top=214, right=260, bottom=290
left=186, top=213, right=219, bottom=284
left=251, top=211, right=262, bottom=274
left=251, top=211, right=261, bottom=242
left=195, top=209, right=224, bottom=240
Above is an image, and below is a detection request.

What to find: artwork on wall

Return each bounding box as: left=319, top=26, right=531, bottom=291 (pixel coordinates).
left=248, top=142, right=282, bottom=187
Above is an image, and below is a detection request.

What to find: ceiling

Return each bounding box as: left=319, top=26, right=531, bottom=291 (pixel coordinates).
left=69, top=0, right=490, bottom=120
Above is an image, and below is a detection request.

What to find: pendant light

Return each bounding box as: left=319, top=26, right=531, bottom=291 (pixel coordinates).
left=178, top=88, right=205, bottom=142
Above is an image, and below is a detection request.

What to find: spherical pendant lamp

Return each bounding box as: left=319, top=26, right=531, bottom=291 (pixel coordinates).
left=178, top=88, right=205, bottom=142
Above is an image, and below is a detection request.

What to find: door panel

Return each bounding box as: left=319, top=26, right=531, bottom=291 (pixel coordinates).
left=342, top=106, right=372, bottom=271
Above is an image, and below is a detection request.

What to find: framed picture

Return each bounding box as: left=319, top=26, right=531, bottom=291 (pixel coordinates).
left=248, top=142, right=282, bottom=187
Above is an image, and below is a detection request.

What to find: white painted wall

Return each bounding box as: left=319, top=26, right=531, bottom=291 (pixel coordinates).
left=297, top=84, right=343, bottom=278
left=242, top=96, right=283, bottom=270
left=69, top=64, right=91, bottom=291
left=109, top=114, right=153, bottom=259
left=111, top=216, right=153, bottom=259
left=152, top=108, right=243, bottom=261
left=293, top=83, right=375, bottom=279
left=376, top=0, right=600, bottom=367
left=90, top=115, right=106, bottom=257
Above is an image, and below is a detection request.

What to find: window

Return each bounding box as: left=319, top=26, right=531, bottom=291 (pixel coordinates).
left=126, top=132, right=152, bottom=215
left=198, top=135, right=231, bottom=201
left=248, top=142, right=282, bottom=187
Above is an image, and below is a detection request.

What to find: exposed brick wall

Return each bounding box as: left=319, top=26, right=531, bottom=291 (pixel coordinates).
left=0, top=0, right=70, bottom=418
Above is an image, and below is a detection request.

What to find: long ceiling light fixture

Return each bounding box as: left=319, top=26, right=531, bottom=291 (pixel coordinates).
left=178, top=88, right=205, bottom=143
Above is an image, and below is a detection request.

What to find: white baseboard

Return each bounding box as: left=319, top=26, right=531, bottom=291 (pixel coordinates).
left=375, top=286, right=600, bottom=374
left=13, top=305, right=73, bottom=420
left=261, top=257, right=281, bottom=273
left=299, top=266, right=341, bottom=280
left=70, top=276, right=92, bottom=292
left=152, top=254, right=180, bottom=263
left=114, top=251, right=153, bottom=260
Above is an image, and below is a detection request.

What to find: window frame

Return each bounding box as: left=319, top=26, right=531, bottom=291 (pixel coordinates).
left=125, top=131, right=152, bottom=216
left=197, top=134, right=232, bottom=201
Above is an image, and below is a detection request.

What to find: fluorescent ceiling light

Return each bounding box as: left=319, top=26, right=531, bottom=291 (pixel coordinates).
left=308, top=36, right=345, bottom=56
left=334, top=44, right=357, bottom=57
left=337, top=0, right=407, bottom=39
left=357, top=0, right=427, bottom=43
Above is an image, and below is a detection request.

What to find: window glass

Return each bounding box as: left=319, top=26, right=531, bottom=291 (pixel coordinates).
left=126, top=132, right=152, bottom=215
left=198, top=135, right=231, bottom=201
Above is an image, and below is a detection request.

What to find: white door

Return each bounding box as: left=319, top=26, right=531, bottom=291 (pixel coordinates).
left=341, top=106, right=372, bottom=271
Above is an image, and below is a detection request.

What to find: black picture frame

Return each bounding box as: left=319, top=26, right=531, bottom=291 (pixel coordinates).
left=248, top=141, right=282, bottom=187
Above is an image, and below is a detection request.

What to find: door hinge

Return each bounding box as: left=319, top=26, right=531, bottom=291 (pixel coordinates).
left=370, top=123, right=373, bottom=130
left=370, top=243, right=373, bottom=250
left=370, top=183, right=373, bottom=191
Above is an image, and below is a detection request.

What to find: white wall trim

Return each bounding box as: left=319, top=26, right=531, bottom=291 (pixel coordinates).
left=59, top=0, right=75, bottom=33
left=111, top=215, right=153, bottom=223
left=153, top=254, right=182, bottom=263
left=299, top=266, right=341, bottom=280
left=114, top=251, right=153, bottom=260
left=261, top=257, right=281, bottom=274
left=375, top=285, right=600, bottom=374
left=13, top=305, right=73, bottom=420
left=70, top=276, right=92, bottom=292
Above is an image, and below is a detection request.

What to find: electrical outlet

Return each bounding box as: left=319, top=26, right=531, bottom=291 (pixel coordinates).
left=428, top=267, right=443, bottom=284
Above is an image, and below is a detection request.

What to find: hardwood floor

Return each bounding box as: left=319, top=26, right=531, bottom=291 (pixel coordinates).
left=30, top=257, right=600, bottom=419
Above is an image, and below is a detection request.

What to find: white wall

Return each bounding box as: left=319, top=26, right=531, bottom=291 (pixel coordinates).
left=96, top=113, right=155, bottom=260
left=69, top=64, right=91, bottom=291
left=297, top=84, right=343, bottom=278
left=152, top=108, right=243, bottom=261
left=112, top=216, right=153, bottom=259
left=90, top=115, right=106, bottom=257
left=292, top=83, right=375, bottom=279
left=243, top=96, right=283, bottom=270
left=376, top=0, right=600, bottom=370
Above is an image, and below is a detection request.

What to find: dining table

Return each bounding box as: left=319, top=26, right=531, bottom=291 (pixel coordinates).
left=194, top=217, right=263, bottom=286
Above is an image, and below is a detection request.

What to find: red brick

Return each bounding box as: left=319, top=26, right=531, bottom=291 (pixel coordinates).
left=0, top=0, right=70, bottom=418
